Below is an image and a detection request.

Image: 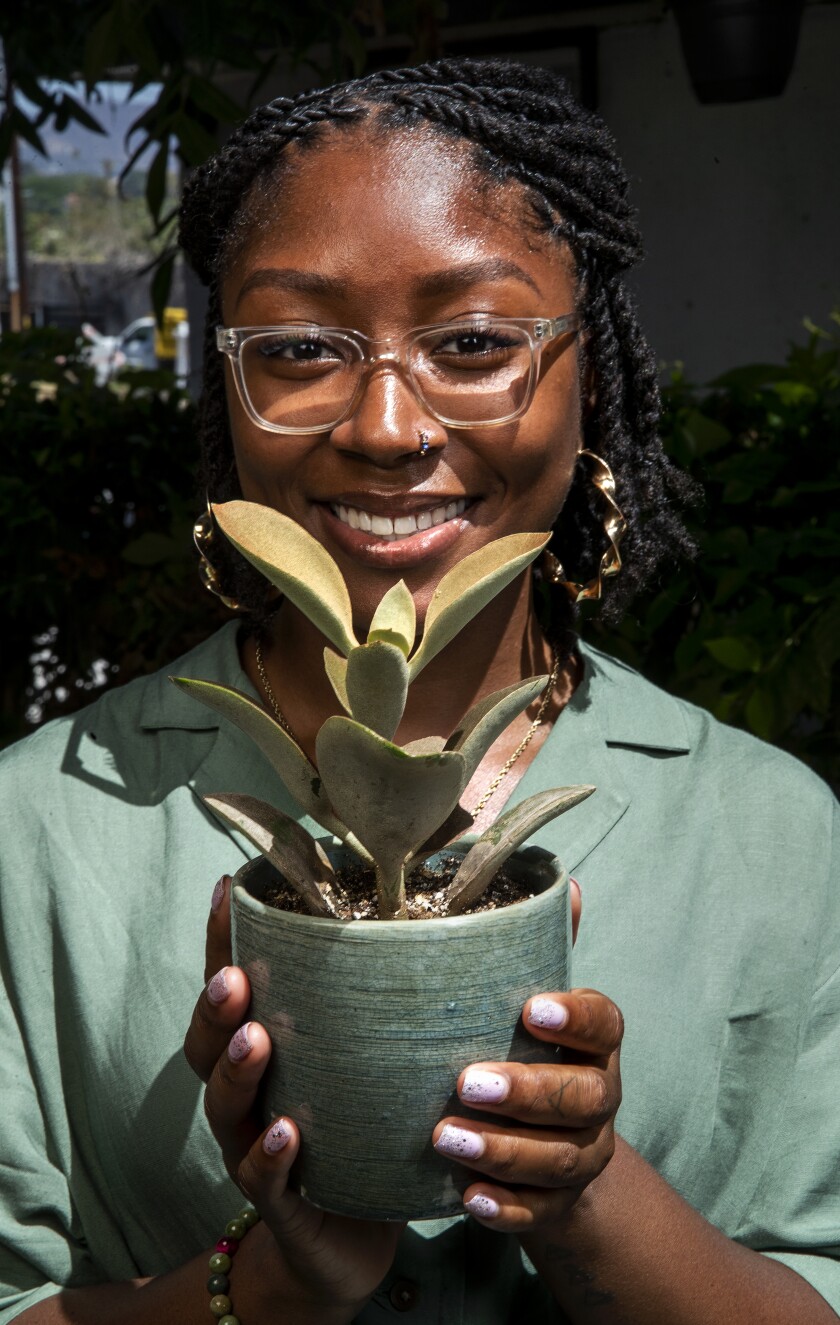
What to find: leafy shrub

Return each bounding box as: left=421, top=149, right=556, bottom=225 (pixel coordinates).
left=584, top=314, right=840, bottom=788
left=0, top=327, right=227, bottom=745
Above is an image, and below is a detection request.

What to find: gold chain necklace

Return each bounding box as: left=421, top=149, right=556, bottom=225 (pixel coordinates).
left=254, top=636, right=560, bottom=818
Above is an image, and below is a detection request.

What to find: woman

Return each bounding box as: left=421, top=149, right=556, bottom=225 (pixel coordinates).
left=1, top=59, right=837, bottom=1324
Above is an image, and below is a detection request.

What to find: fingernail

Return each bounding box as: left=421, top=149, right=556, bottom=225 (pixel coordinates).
left=206, top=967, right=230, bottom=1005
left=465, top=1193, right=500, bottom=1219
left=461, top=1069, right=510, bottom=1105
left=528, top=998, right=569, bottom=1030
left=228, top=1023, right=253, bottom=1062
left=263, top=1119, right=292, bottom=1154
left=211, top=875, right=229, bottom=913
left=434, top=1125, right=485, bottom=1160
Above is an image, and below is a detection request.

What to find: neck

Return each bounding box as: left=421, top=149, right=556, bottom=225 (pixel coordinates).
left=244, top=572, right=575, bottom=756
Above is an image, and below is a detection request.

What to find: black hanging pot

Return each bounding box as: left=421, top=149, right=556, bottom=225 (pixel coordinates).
left=673, top=0, right=805, bottom=103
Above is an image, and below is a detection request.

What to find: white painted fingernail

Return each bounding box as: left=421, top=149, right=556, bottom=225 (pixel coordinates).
left=528, top=998, right=568, bottom=1029
left=263, top=1119, right=292, bottom=1154
left=435, top=1124, right=485, bottom=1160
left=465, top=1193, right=500, bottom=1219
left=461, top=1069, right=509, bottom=1104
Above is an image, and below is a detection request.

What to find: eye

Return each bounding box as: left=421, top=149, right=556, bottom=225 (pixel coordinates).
left=432, top=325, right=521, bottom=358
left=257, top=335, right=343, bottom=362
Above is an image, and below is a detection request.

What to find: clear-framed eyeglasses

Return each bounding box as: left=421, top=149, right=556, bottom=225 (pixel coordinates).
left=216, top=315, right=578, bottom=434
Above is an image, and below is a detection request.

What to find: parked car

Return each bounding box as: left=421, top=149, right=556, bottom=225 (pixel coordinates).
left=80, top=310, right=189, bottom=384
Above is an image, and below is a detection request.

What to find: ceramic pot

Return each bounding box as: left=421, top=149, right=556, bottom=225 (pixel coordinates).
left=231, top=845, right=571, bottom=1221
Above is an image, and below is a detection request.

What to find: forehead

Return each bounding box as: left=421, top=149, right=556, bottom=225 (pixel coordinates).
left=222, top=124, right=573, bottom=317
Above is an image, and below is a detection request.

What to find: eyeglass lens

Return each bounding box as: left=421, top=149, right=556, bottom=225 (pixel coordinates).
left=238, top=323, right=536, bottom=430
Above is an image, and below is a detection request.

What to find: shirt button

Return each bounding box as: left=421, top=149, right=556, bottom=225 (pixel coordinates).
left=389, top=1277, right=420, bottom=1311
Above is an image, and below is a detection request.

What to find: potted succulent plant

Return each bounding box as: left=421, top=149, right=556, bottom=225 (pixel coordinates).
left=174, top=501, right=593, bottom=1219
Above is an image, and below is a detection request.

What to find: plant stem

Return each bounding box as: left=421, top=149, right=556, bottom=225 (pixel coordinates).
left=376, top=864, right=408, bottom=920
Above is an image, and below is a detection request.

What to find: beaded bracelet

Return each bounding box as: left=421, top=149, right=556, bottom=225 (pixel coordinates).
left=207, top=1207, right=261, bottom=1324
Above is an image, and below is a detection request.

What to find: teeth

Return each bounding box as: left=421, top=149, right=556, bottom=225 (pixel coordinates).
left=332, top=498, right=467, bottom=539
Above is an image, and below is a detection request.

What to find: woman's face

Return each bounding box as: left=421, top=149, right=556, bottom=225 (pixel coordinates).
left=220, top=125, right=584, bottom=628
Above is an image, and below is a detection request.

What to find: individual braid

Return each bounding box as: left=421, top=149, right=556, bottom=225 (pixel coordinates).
left=180, top=57, right=697, bottom=625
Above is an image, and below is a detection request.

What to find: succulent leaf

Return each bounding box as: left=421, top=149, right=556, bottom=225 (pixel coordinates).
left=345, top=642, right=409, bottom=740
left=442, top=785, right=596, bottom=915
left=324, top=649, right=350, bottom=712
left=405, top=803, right=475, bottom=874
left=368, top=580, right=416, bottom=656
left=316, top=715, right=466, bottom=917
left=212, top=501, right=357, bottom=655
left=204, top=792, right=340, bottom=918
left=402, top=735, right=447, bottom=754
left=407, top=532, right=549, bottom=679
left=446, top=675, right=547, bottom=783
left=170, top=676, right=351, bottom=841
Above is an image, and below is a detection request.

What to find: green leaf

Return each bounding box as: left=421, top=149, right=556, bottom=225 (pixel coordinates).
left=704, top=637, right=762, bottom=672
left=443, top=785, right=595, bottom=916
left=212, top=502, right=357, bottom=655
left=446, top=676, right=547, bottom=783
left=169, top=676, right=350, bottom=840
left=121, top=531, right=180, bottom=565
left=150, top=251, right=176, bottom=328
left=367, top=580, right=416, bottom=655
left=204, top=793, right=339, bottom=918
left=316, top=716, right=467, bottom=918
left=408, top=532, right=549, bottom=679
left=682, top=409, right=731, bottom=456
left=145, top=140, right=169, bottom=224
left=344, top=641, right=409, bottom=740
left=323, top=648, right=349, bottom=712
left=745, top=688, right=776, bottom=741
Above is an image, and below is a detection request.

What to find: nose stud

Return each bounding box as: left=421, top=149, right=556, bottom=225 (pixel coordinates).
left=418, top=430, right=431, bottom=457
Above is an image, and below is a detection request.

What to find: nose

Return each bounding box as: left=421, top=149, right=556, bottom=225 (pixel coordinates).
left=329, top=359, right=444, bottom=467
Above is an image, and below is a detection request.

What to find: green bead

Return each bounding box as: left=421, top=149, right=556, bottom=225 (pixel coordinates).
left=238, top=1208, right=259, bottom=1229
left=219, top=1316, right=240, bottom=1325
left=208, top=1252, right=231, bottom=1274
left=209, top=1294, right=232, bottom=1317
left=207, top=1273, right=230, bottom=1295
left=224, top=1217, right=247, bottom=1240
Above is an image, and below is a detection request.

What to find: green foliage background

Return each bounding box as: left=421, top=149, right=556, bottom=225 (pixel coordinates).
left=2, top=317, right=838, bottom=789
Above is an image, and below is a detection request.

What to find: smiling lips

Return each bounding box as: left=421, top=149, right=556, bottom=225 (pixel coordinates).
left=330, top=497, right=468, bottom=542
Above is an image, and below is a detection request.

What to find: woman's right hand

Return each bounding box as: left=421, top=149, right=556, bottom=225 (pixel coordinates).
left=183, top=875, right=404, bottom=1323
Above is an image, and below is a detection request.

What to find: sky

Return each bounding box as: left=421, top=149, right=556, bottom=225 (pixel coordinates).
left=18, top=81, right=164, bottom=176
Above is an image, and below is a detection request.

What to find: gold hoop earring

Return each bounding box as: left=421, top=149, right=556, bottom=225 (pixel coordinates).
left=193, top=499, right=244, bottom=612
left=544, top=450, right=627, bottom=603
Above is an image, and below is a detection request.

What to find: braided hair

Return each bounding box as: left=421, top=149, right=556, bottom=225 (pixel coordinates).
left=179, top=58, right=696, bottom=626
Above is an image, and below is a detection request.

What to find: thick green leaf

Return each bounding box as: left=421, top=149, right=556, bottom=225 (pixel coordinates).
left=704, top=637, right=761, bottom=673
left=316, top=716, right=466, bottom=917
left=403, top=736, right=447, bottom=754
left=212, top=502, right=357, bottom=655
left=323, top=649, right=350, bottom=712
left=408, top=533, right=549, bottom=678
left=443, top=785, right=595, bottom=915
left=204, top=793, right=339, bottom=918
left=170, top=676, right=350, bottom=841
left=345, top=641, right=409, bottom=740
left=446, top=676, right=546, bottom=783
left=367, top=580, right=416, bottom=655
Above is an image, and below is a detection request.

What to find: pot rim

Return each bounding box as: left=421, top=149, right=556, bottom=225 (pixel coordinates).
left=232, top=847, right=567, bottom=933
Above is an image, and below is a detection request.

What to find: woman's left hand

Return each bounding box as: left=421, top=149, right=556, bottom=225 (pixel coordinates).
left=432, top=986, right=624, bottom=1232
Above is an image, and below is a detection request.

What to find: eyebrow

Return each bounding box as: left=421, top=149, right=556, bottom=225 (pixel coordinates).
left=234, top=257, right=541, bottom=309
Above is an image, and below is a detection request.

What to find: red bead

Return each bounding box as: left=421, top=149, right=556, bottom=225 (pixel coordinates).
left=215, top=1237, right=238, bottom=1254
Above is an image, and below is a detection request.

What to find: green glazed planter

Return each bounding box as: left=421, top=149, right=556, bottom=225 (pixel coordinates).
left=231, top=844, right=570, bottom=1221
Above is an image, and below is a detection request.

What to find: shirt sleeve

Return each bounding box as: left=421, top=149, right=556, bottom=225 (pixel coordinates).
left=746, top=797, right=840, bottom=1313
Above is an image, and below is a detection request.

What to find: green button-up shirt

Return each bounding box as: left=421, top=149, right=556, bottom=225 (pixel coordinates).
left=1, top=622, right=838, bottom=1321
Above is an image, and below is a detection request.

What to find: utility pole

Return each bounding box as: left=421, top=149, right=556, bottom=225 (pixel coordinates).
left=0, top=38, right=29, bottom=332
